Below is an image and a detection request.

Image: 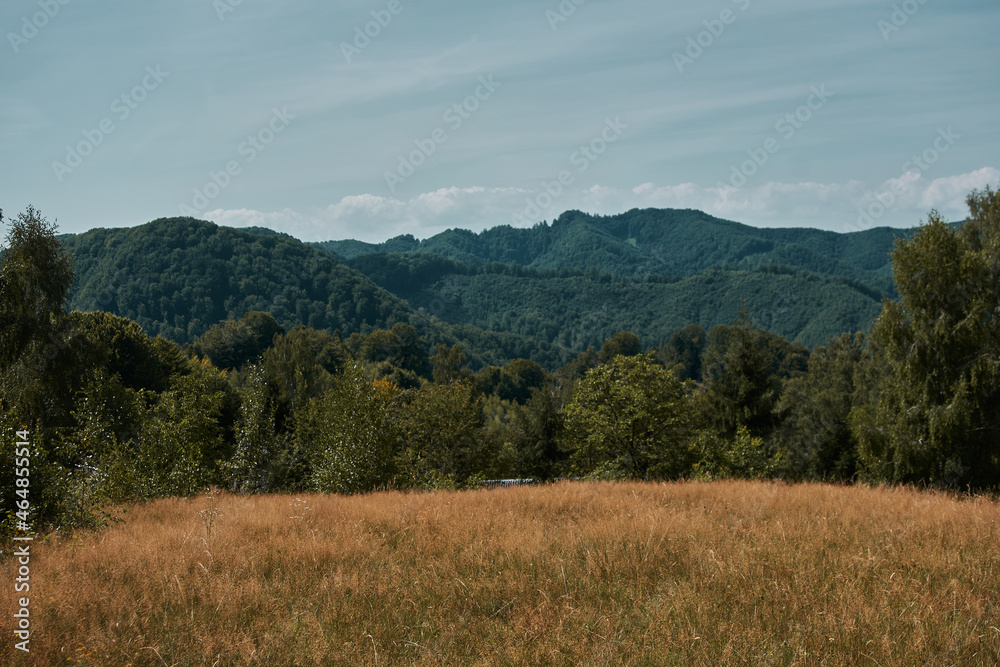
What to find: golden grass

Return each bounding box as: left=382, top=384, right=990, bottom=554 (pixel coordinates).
left=2, top=480, right=999, bottom=666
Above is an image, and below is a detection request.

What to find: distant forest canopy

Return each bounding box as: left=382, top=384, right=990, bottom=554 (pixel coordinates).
left=52, top=207, right=924, bottom=365
left=0, top=185, right=998, bottom=538
left=317, top=208, right=909, bottom=292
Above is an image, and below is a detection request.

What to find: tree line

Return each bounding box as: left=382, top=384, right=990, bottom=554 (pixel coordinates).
left=0, top=185, right=997, bottom=537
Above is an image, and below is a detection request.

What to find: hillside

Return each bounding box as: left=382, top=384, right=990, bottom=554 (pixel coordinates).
left=318, top=208, right=909, bottom=295
left=57, top=218, right=568, bottom=368
left=53, top=209, right=917, bottom=367
left=345, top=253, right=882, bottom=349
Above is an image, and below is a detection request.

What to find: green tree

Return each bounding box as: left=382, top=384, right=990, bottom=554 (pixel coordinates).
left=701, top=312, right=782, bottom=440
left=395, top=381, right=489, bottom=488
left=430, top=343, right=470, bottom=384
left=359, top=323, right=429, bottom=376
left=660, top=324, right=707, bottom=382
left=300, top=364, right=399, bottom=494
left=598, top=330, right=642, bottom=363
left=225, top=363, right=281, bottom=493
left=0, top=206, right=74, bottom=370
left=692, top=425, right=779, bottom=480
left=851, top=188, right=1000, bottom=488
left=194, top=311, right=284, bottom=370
left=262, top=325, right=345, bottom=415
left=777, top=332, right=865, bottom=481
left=508, top=385, right=566, bottom=479
left=71, top=310, right=173, bottom=392
left=562, top=353, right=694, bottom=480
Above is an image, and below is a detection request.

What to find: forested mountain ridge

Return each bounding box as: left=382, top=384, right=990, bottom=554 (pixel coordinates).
left=59, top=217, right=412, bottom=342
left=56, top=218, right=568, bottom=368
left=317, top=208, right=912, bottom=295
left=49, top=209, right=924, bottom=364
left=344, top=253, right=882, bottom=349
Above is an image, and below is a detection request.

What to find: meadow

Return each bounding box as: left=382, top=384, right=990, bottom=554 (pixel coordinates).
left=2, top=480, right=999, bottom=666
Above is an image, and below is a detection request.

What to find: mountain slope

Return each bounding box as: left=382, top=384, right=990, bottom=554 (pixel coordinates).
left=58, top=218, right=569, bottom=368
left=344, top=253, right=882, bottom=349
left=318, top=208, right=909, bottom=296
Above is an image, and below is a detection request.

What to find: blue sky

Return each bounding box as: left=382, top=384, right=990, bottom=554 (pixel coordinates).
left=1, top=0, right=997, bottom=242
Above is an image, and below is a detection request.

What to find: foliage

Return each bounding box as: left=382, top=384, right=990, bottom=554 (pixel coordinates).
left=0, top=206, right=74, bottom=369
left=851, top=189, right=1000, bottom=488
left=562, top=353, right=694, bottom=479
left=700, top=311, right=783, bottom=440
left=430, top=343, right=470, bottom=384
left=659, top=323, right=707, bottom=382
left=194, top=311, right=284, bottom=370
left=262, top=325, right=343, bottom=414
left=395, top=381, right=491, bottom=488
left=692, top=425, right=781, bottom=480
left=299, top=364, right=400, bottom=494
left=598, top=330, right=642, bottom=363
left=474, top=358, right=547, bottom=404
left=504, top=385, right=566, bottom=480
left=777, top=332, right=866, bottom=481
left=224, top=364, right=281, bottom=493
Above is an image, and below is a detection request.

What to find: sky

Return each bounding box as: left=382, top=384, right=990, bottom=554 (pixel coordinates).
left=1, top=0, right=998, bottom=243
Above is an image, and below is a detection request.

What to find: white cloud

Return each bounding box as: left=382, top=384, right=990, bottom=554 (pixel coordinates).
left=205, top=167, right=999, bottom=242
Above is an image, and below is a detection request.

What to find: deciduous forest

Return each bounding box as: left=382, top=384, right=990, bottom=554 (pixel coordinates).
left=0, top=186, right=997, bottom=536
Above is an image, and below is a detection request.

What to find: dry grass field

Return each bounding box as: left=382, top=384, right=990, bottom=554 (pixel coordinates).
left=2, top=480, right=999, bottom=666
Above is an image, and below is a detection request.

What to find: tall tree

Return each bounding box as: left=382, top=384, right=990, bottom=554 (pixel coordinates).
left=777, top=332, right=866, bottom=481
left=598, top=330, right=643, bottom=363
left=0, top=206, right=74, bottom=370
left=562, top=353, right=694, bottom=480
left=660, top=324, right=707, bottom=382
left=701, top=311, right=782, bottom=440
left=851, top=187, right=1000, bottom=488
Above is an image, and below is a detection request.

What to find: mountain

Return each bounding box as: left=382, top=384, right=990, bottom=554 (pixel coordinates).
left=317, top=208, right=915, bottom=348
left=317, top=208, right=909, bottom=296
left=341, top=253, right=882, bottom=349
left=54, top=209, right=919, bottom=368
left=57, top=218, right=568, bottom=368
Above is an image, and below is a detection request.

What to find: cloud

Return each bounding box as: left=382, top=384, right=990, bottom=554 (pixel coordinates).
left=204, top=167, right=999, bottom=241
left=204, top=186, right=530, bottom=241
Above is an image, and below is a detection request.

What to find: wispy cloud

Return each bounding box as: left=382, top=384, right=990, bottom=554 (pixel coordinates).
left=205, top=167, right=999, bottom=242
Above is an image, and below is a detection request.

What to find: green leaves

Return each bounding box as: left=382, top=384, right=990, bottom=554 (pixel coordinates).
left=852, top=188, right=1000, bottom=488
left=301, top=364, right=399, bottom=495
left=561, top=353, right=694, bottom=480
left=0, top=206, right=74, bottom=370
